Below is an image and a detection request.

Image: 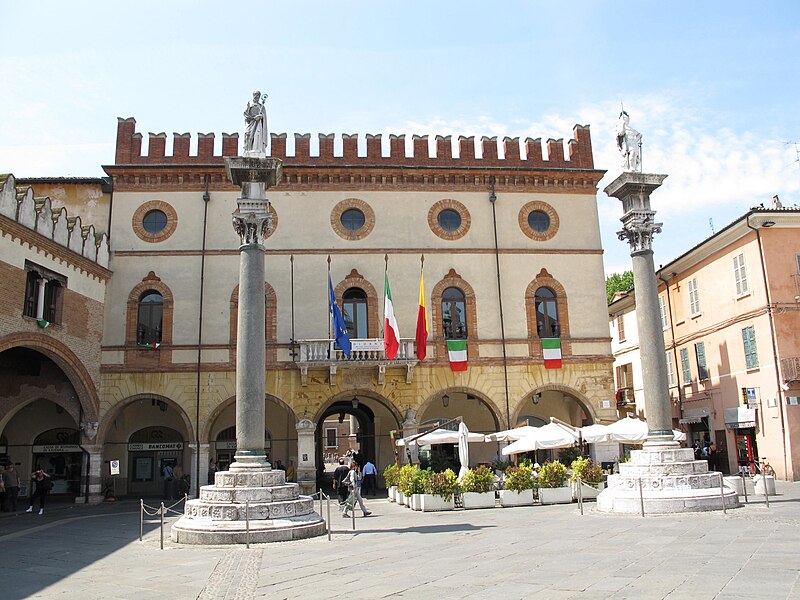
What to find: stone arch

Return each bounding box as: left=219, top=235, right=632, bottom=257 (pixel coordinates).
left=417, top=386, right=505, bottom=431
left=430, top=268, right=479, bottom=361
left=202, top=393, right=299, bottom=442
left=0, top=387, right=82, bottom=440
left=96, top=393, right=194, bottom=446
left=229, top=281, right=278, bottom=364
left=513, top=384, right=598, bottom=427
left=0, top=332, right=99, bottom=422
left=313, top=389, right=403, bottom=426
left=333, top=269, right=380, bottom=338
left=124, top=271, right=174, bottom=366
left=525, top=268, right=572, bottom=359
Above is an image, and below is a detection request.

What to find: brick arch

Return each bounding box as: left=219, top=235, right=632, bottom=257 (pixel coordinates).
left=333, top=269, right=379, bottom=338
left=229, top=281, right=278, bottom=364
left=525, top=268, right=571, bottom=359
left=125, top=271, right=174, bottom=367
left=430, top=268, right=478, bottom=362
left=0, top=332, right=99, bottom=422
left=418, top=386, right=505, bottom=430
left=513, top=385, right=598, bottom=426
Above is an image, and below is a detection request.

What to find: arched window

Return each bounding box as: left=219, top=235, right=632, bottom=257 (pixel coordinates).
left=442, top=287, right=467, bottom=339
left=342, top=288, right=368, bottom=338
left=535, top=287, right=559, bottom=337
left=137, top=291, right=163, bottom=345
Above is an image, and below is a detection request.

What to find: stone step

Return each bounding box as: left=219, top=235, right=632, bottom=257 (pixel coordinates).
left=213, top=470, right=286, bottom=487
left=200, top=484, right=299, bottom=503
left=608, top=472, right=727, bottom=492
left=618, top=462, right=712, bottom=476
left=184, top=496, right=316, bottom=521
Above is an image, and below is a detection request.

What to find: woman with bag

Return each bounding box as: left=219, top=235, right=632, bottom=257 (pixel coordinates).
left=26, top=470, right=52, bottom=515
left=342, top=462, right=371, bottom=518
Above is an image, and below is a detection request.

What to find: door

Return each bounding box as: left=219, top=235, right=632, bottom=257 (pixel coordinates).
left=735, top=433, right=754, bottom=473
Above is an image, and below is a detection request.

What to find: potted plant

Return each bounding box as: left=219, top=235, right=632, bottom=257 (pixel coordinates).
left=499, top=464, right=534, bottom=506
left=396, top=464, right=417, bottom=506
left=460, top=466, right=496, bottom=509
left=383, top=463, right=399, bottom=502
left=409, top=468, right=432, bottom=510
left=570, top=456, right=605, bottom=500
left=420, top=469, right=458, bottom=511
left=538, top=460, right=571, bottom=504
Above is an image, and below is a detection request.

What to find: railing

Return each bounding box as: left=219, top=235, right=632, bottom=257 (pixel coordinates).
left=616, top=387, right=635, bottom=407
left=782, top=356, right=800, bottom=382
left=792, top=274, right=800, bottom=297
left=297, top=338, right=417, bottom=363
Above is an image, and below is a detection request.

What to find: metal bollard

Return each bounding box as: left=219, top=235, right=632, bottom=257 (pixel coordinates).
left=763, top=479, right=770, bottom=509
left=577, top=477, right=584, bottom=516
left=327, top=494, right=331, bottom=541
left=717, top=472, right=727, bottom=514
left=160, top=502, right=165, bottom=550
left=319, top=488, right=323, bottom=519
left=139, top=499, right=144, bottom=542
left=742, top=474, right=748, bottom=503
left=638, top=478, right=645, bottom=518
left=245, top=500, right=250, bottom=548
left=352, top=503, right=356, bottom=531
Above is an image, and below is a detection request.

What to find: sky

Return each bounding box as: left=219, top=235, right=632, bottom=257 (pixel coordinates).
left=1, top=1, right=799, bottom=274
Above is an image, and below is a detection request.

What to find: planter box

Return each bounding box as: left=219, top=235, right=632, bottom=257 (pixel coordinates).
left=571, top=480, right=606, bottom=501
left=540, top=486, right=572, bottom=504
left=388, top=486, right=397, bottom=502
left=499, top=489, right=534, bottom=507
left=754, top=475, right=776, bottom=496
left=396, top=490, right=405, bottom=505
left=411, top=493, right=423, bottom=511
left=462, top=491, right=496, bottom=509
left=420, top=493, right=455, bottom=512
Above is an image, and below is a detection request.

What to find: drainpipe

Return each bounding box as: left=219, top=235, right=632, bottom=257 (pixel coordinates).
left=658, top=272, right=683, bottom=419
left=746, top=212, right=788, bottom=479
left=489, top=176, right=511, bottom=428
left=77, top=404, right=90, bottom=503
left=194, top=175, right=211, bottom=497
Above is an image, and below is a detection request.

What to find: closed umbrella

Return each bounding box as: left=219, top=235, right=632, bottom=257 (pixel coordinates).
left=485, top=425, right=539, bottom=443
left=501, top=422, right=579, bottom=456
left=457, top=422, right=470, bottom=481
left=605, top=416, right=686, bottom=443
left=396, top=427, right=486, bottom=447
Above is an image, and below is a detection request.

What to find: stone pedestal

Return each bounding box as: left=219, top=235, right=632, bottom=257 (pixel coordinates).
left=295, top=418, right=317, bottom=495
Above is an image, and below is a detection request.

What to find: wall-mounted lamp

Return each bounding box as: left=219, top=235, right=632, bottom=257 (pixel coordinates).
left=467, top=394, right=476, bottom=402
left=761, top=220, right=776, bottom=228
left=532, top=393, right=541, bottom=405
left=338, top=412, right=345, bottom=424
left=351, top=397, right=359, bottom=409
left=442, top=394, right=450, bottom=408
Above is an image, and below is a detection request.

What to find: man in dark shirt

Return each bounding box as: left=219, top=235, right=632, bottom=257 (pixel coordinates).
left=333, top=458, right=350, bottom=505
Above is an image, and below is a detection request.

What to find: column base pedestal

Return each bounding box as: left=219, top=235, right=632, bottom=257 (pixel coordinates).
left=597, top=444, right=739, bottom=514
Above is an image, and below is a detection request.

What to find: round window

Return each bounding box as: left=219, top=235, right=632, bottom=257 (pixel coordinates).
left=340, top=208, right=366, bottom=231
left=143, top=210, right=168, bottom=234
left=437, top=209, right=462, bottom=232
left=527, top=210, right=550, bottom=233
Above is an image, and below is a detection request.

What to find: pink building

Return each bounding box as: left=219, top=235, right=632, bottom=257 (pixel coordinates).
left=610, top=205, right=800, bottom=480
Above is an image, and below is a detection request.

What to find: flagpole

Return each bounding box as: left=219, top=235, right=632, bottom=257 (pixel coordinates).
left=327, top=255, right=332, bottom=341
left=382, top=254, right=388, bottom=338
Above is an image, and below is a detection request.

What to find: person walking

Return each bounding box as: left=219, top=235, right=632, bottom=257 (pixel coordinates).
left=332, top=458, right=350, bottom=506
left=207, top=458, right=218, bottom=485
left=342, top=462, right=371, bottom=518
left=162, top=462, right=174, bottom=500
left=2, top=463, right=20, bottom=512
left=361, top=459, right=378, bottom=496
left=26, top=470, right=52, bottom=515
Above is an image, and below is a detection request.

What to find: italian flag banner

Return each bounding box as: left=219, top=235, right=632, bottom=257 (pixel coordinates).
left=447, top=339, right=468, bottom=372
left=542, top=338, right=562, bottom=369
left=384, top=272, right=400, bottom=360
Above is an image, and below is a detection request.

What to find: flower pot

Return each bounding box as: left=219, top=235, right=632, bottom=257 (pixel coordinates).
left=420, top=493, right=455, bottom=512
left=388, top=486, right=397, bottom=502
left=411, top=493, right=423, bottom=511
left=462, top=491, right=496, bottom=509
left=396, top=490, right=405, bottom=505
left=571, top=480, right=605, bottom=501
left=499, top=489, right=534, bottom=507
left=539, top=486, right=572, bottom=504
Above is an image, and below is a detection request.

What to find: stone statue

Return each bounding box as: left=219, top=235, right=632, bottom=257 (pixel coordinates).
left=244, top=90, right=268, bottom=155
left=616, top=110, right=642, bottom=172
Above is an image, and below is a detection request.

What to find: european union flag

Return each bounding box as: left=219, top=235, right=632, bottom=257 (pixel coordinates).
left=329, top=275, right=352, bottom=358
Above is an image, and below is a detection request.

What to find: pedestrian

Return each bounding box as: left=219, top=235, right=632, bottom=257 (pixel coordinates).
left=274, top=459, right=286, bottom=471
left=286, top=460, right=295, bottom=482
left=707, top=444, right=718, bottom=471
left=0, top=466, right=5, bottom=511
left=361, top=459, right=377, bottom=496
left=332, top=458, right=350, bottom=505
left=162, top=462, right=174, bottom=500
left=2, top=463, right=20, bottom=512
left=342, top=462, right=371, bottom=518
left=207, top=458, right=217, bottom=485
left=26, top=470, right=52, bottom=515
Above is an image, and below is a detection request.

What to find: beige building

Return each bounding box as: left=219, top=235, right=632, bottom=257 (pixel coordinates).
left=610, top=206, right=800, bottom=480
left=1, top=115, right=616, bottom=501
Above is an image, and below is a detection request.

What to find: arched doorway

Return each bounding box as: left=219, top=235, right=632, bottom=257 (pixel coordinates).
left=213, top=425, right=272, bottom=471
left=127, top=426, right=184, bottom=498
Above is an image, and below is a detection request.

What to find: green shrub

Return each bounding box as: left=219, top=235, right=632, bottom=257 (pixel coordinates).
left=557, top=446, right=581, bottom=466
left=396, top=464, right=418, bottom=495
left=491, top=458, right=512, bottom=472
left=383, top=463, right=399, bottom=487
left=504, top=464, right=534, bottom=492
left=460, top=466, right=495, bottom=494
left=570, top=456, right=603, bottom=484
left=538, top=460, right=568, bottom=488
left=409, top=468, right=433, bottom=495
left=424, top=469, right=459, bottom=500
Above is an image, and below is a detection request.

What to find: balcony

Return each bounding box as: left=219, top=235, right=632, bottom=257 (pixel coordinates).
left=615, top=387, right=635, bottom=407
left=782, top=356, right=800, bottom=383
left=295, top=338, right=418, bottom=385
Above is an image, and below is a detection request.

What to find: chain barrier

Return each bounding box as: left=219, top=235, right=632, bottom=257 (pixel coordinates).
left=139, top=495, right=188, bottom=549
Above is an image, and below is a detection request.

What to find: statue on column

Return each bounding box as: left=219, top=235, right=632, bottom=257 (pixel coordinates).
left=616, top=110, right=642, bottom=172
left=243, top=90, right=268, bottom=155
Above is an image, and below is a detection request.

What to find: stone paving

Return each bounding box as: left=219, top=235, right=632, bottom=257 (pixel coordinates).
left=2, top=481, right=800, bottom=600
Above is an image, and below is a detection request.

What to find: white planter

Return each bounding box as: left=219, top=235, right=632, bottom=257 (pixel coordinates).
left=540, top=486, right=573, bottom=504
left=571, top=480, right=606, bottom=501
left=420, top=493, right=455, bottom=512
left=499, top=489, right=534, bottom=507
left=754, top=475, right=776, bottom=496
left=403, top=492, right=412, bottom=507
left=411, top=493, right=423, bottom=511
left=396, top=490, right=405, bottom=505
left=462, top=491, right=496, bottom=509
left=388, top=486, right=397, bottom=502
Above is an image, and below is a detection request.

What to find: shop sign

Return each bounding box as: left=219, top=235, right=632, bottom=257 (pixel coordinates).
left=32, top=445, right=82, bottom=453
left=216, top=441, right=237, bottom=450
left=128, top=442, right=184, bottom=451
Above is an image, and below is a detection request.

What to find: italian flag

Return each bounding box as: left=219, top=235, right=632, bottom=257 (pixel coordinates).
left=415, top=269, right=428, bottom=361
left=542, top=338, right=562, bottom=369
left=447, top=339, right=468, bottom=372
left=384, top=272, right=400, bottom=360
left=138, top=341, right=161, bottom=351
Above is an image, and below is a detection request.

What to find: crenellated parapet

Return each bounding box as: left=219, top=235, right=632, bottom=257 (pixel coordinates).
left=113, top=117, right=595, bottom=169
left=0, top=174, right=111, bottom=276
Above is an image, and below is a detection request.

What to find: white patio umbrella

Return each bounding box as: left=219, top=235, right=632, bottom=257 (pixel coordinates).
left=457, top=421, right=470, bottom=481
left=485, top=425, right=539, bottom=443
left=605, top=416, right=686, bottom=443
left=395, top=427, right=486, bottom=447
left=501, top=422, right=579, bottom=456
left=580, top=423, right=611, bottom=444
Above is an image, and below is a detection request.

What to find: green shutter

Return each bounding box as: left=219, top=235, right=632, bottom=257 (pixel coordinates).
left=680, top=347, right=692, bottom=383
